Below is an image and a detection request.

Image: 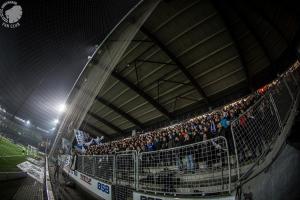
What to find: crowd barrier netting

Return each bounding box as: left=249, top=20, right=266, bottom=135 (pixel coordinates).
left=231, top=68, right=299, bottom=179
left=138, top=136, right=231, bottom=195
left=72, top=67, right=299, bottom=197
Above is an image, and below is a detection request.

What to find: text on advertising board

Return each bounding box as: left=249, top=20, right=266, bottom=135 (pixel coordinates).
left=97, top=182, right=110, bottom=194
left=80, top=174, right=92, bottom=185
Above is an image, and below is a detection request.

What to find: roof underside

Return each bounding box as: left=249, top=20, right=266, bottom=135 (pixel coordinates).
left=80, top=0, right=299, bottom=139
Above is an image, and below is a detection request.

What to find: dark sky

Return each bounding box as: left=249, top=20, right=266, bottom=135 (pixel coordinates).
left=0, top=0, right=139, bottom=131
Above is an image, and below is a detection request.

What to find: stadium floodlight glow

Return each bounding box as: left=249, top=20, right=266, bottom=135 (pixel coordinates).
left=57, top=103, right=66, bottom=113
left=53, top=119, right=59, bottom=124
left=26, top=120, right=30, bottom=125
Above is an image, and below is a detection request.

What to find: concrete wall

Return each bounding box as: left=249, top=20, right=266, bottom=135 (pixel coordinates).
left=242, top=144, right=300, bottom=200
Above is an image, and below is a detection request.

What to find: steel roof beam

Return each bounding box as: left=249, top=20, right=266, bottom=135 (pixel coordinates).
left=111, top=70, right=174, bottom=120
left=212, top=0, right=253, bottom=91
left=87, top=111, right=123, bottom=134
left=140, top=26, right=209, bottom=103
left=95, top=96, right=144, bottom=129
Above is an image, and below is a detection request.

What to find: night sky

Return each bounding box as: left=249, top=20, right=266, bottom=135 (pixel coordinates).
left=0, top=0, right=139, bottom=131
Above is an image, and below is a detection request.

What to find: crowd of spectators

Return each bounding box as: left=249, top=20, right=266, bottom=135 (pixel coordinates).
left=84, top=93, right=262, bottom=156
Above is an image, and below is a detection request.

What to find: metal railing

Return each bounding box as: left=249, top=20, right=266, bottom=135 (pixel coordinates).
left=76, top=137, right=232, bottom=196
left=71, top=67, right=299, bottom=197
left=114, top=151, right=137, bottom=200
left=138, top=136, right=231, bottom=195
left=231, top=68, right=299, bottom=179
left=77, top=155, right=114, bottom=183
left=231, top=94, right=281, bottom=178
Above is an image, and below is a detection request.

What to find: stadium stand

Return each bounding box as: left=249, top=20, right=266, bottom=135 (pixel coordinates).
left=47, top=0, right=300, bottom=199
left=55, top=65, right=299, bottom=199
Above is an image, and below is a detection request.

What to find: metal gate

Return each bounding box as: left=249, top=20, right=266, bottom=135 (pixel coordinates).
left=113, top=151, right=137, bottom=200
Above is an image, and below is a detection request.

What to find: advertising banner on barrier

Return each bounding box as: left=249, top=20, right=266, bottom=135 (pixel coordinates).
left=67, top=169, right=112, bottom=200
left=133, top=192, right=236, bottom=200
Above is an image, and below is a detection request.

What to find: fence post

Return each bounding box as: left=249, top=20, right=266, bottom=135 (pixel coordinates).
left=283, top=78, right=295, bottom=102
left=136, top=152, right=139, bottom=191
left=268, top=92, right=283, bottom=131
left=92, top=156, right=96, bottom=177
left=82, top=156, right=85, bottom=173
left=223, top=137, right=231, bottom=193
left=290, top=72, right=299, bottom=87
left=113, top=154, right=116, bottom=184
left=230, top=121, right=240, bottom=180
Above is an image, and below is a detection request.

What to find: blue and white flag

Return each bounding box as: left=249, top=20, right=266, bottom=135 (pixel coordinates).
left=74, top=129, right=86, bottom=145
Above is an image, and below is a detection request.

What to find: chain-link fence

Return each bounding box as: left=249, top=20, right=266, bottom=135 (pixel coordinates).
left=114, top=151, right=137, bottom=200
left=138, top=136, right=231, bottom=195
left=83, top=156, right=94, bottom=176
left=95, top=155, right=114, bottom=183
left=231, top=69, right=299, bottom=179
left=231, top=94, right=281, bottom=177
left=77, top=155, right=83, bottom=172
left=271, top=79, right=294, bottom=123
left=76, top=155, right=114, bottom=183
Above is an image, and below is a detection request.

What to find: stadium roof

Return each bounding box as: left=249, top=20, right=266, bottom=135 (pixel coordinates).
left=74, top=0, right=300, bottom=139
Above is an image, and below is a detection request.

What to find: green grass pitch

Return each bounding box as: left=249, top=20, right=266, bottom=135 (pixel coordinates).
left=0, top=137, right=26, bottom=172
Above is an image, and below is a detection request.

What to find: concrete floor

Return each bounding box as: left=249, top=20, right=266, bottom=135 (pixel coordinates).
left=0, top=176, right=43, bottom=200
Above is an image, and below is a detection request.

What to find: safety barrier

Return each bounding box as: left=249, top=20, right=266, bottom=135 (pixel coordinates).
left=231, top=68, right=299, bottom=179
left=114, top=151, right=137, bottom=200
left=77, top=137, right=231, bottom=197
left=138, top=136, right=230, bottom=195
left=72, top=66, right=299, bottom=198
left=77, top=155, right=114, bottom=183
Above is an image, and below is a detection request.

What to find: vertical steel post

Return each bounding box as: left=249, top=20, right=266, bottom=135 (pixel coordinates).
left=92, top=156, right=96, bottom=177
left=223, top=137, right=231, bottom=193
left=136, top=152, right=139, bottom=191
left=268, top=92, right=283, bottom=131
left=283, top=78, right=295, bottom=102
left=290, top=72, right=299, bottom=87
left=82, top=156, right=85, bottom=174
left=230, top=121, right=240, bottom=180
left=113, top=155, right=116, bottom=184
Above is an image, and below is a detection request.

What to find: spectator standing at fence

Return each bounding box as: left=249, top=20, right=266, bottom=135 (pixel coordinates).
left=182, top=134, right=195, bottom=173
left=174, top=136, right=183, bottom=171
left=146, top=139, right=155, bottom=151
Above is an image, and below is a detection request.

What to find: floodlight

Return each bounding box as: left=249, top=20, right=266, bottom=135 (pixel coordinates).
left=57, top=104, right=66, bottom=113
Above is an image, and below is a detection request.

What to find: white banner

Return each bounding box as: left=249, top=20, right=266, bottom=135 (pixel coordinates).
left=133, top=192, right=236, bottom=200
left=17, top=161, right=44, bottom=183
left=66, top=169, right=112, bottom=200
